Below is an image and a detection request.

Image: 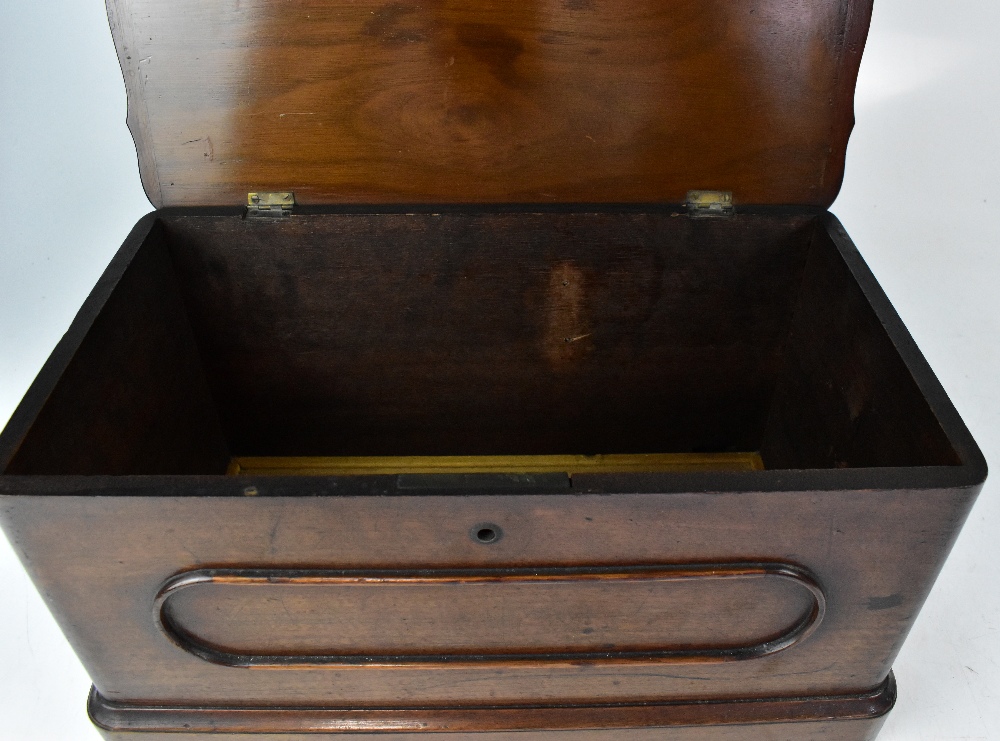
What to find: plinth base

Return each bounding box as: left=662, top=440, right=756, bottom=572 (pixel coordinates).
left=89, top=673, right=895, bottom=740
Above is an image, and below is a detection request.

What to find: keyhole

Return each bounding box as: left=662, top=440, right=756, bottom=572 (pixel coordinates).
left=471, top=523, right=503, bottom=544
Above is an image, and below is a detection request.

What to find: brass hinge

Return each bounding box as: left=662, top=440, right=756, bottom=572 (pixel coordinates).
left=247, top=192, right=295, bottom=217
left=686, top=190, right=734, bottom=218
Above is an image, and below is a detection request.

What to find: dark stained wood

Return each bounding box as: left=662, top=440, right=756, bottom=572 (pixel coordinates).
left=162, top=210, right=813, bottom=461
left=760, top=218, right=962, bottom=469
left=88, top=675, right=895, bottom=738
left=105, top=0, right=872, bottom=209
left=3, top=221, right=230, bottom=476
left=2, top=210, right=971, bottom=475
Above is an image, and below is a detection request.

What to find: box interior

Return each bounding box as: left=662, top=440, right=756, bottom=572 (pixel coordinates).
left=3, top=210, right=960, bottom=477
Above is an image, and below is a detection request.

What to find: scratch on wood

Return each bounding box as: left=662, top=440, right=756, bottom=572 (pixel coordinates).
left=182, top=136, right=215, bottom=161
left=268, top=512, right=284, bottom=556
left=543, top=262, right=592, bottom=371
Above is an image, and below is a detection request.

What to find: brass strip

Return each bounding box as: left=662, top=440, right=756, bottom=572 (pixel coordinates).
left=228, top=452, right=764, bottom=476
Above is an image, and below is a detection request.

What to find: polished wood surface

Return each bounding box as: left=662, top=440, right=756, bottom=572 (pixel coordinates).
left=157, top=563, right=821, bottom=667
left=1, top=482, right=981, bottom=708
left=89, top=676, right=895, bottom=739
left=105, top=0, right=872, bottom=208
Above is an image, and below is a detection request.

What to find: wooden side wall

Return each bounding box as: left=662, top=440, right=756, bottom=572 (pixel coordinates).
left=760, top=224, right=960, bottom=469
left=5, top=223, right=230, bottom=475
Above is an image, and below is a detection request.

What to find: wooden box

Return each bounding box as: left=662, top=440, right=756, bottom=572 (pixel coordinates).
left=0, top=1, right=986, bottom=739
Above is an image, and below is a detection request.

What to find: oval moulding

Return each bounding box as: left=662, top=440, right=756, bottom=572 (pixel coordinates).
left=155, top=563, right=825, bottom=668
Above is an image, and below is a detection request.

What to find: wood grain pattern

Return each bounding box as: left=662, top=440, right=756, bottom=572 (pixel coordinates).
left=105, top=0, right=872, bottom=208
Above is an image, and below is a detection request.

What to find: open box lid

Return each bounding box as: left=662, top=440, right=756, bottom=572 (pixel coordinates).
left=107, top=0, right=872, bottom=209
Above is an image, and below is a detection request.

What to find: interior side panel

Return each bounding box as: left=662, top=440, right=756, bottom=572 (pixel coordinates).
left=5, top=224, right=230, bottom=475
left=759, top=226, right=960, bottom=469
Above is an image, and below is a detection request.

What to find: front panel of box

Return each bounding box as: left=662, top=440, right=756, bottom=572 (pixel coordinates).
left=0, top=486, right=976, bottom=708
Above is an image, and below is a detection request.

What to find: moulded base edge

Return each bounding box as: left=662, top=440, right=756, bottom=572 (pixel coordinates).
left=89, top=673, right=895, bottom=740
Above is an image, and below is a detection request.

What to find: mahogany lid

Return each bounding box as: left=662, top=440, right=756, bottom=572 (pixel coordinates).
left=107, top=0, right=873, bottom=209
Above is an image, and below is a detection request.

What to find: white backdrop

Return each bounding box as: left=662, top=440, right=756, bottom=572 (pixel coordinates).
left=1, top=1, right=998, bottom=738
